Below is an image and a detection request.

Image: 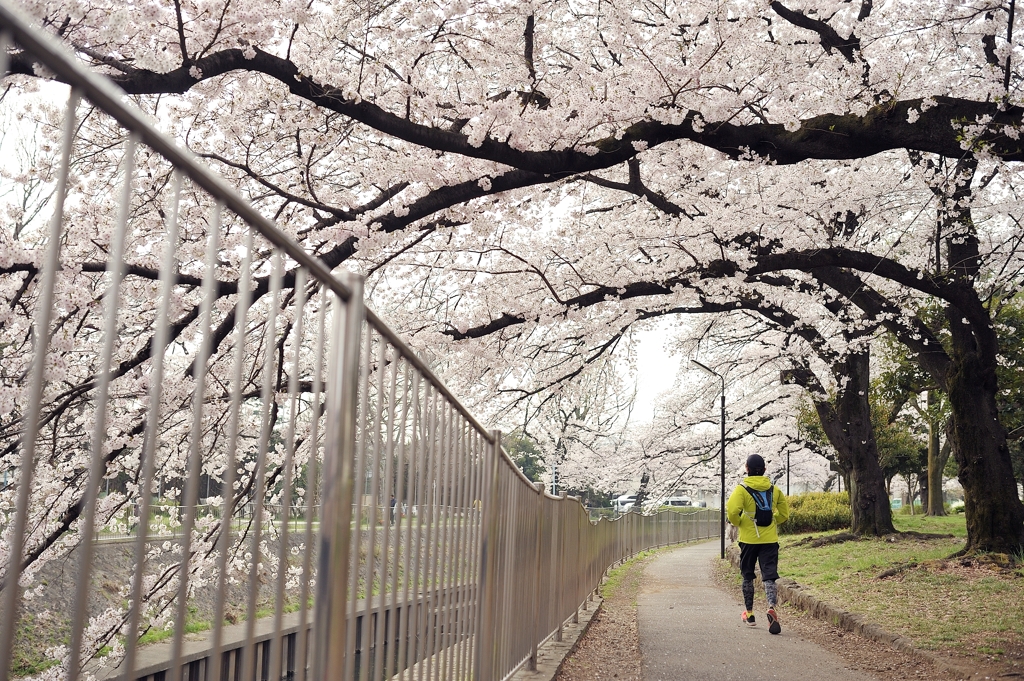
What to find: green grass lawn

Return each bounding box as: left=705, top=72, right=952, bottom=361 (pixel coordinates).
left=776, top=514, right=1024, bottom=661
left=889, top=513, right=969, bottom=537
left=601, top=548, right=662, bottom=600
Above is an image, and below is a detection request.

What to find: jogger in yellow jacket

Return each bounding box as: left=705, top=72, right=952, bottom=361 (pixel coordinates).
left=726, top=454, right=790, bottom=634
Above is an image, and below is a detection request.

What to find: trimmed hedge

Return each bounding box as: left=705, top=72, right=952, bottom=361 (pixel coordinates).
left=778, top=491, right=851, bottom=534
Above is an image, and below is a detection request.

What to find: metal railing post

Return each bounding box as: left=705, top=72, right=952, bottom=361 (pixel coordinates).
left=572, top=510, right=580, bottom=625
left=312, top=275, right=364, bottom=681
left=529, top=482, right=544, bottom=671
left=0, top=85, right=79, bottom=681
left=555, top=493, right=566, bottom=643
left=473, top=430, right=502, bottom=681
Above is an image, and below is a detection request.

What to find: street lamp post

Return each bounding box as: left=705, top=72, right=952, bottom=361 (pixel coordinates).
left=692, top=359, right=725, bottom=560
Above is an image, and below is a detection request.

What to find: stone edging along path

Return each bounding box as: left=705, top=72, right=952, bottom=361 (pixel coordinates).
left=725, top=546, right=975, bottom=679
left=509, top=596, right=605, bottom=681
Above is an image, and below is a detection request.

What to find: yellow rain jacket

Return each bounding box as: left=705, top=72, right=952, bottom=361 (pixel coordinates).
left=726, top=475, right=790, bottom=544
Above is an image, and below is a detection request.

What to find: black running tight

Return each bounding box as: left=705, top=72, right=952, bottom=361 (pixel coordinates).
left=738, top=541, right=780, bottom=610
left=742, top=578, right=777, bottom=610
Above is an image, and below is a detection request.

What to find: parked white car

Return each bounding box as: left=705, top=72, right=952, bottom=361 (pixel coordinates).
left=613, top=494, right=637, bottom=513
left=641, top=495, right=693, bottom=512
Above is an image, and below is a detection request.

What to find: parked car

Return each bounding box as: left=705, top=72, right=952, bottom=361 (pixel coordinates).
left=613, top=494, right=637, bottom=514
left=641, top=495, right=692, bottom=513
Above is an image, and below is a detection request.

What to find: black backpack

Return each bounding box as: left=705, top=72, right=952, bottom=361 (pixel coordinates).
left=743, top=485, right=774, bottom=526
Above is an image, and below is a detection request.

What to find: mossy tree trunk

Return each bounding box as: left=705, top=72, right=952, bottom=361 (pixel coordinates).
left=945, top=313, right=1024, bottom=553
left=925, top=392, right=949, bottom=516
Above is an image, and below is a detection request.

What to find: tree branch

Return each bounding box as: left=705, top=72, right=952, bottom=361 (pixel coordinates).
left=769, top=1, right=860, bottom=63
left=9, top=45, right=1024, bottom=169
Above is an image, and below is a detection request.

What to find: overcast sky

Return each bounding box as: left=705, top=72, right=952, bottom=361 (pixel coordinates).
left=630, top=323, right=683, bottom=423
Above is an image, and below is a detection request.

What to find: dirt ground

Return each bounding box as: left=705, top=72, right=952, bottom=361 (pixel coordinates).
left=554, top=553, right=651, bottom=681
left=556, top=548, right=1023, bottom=681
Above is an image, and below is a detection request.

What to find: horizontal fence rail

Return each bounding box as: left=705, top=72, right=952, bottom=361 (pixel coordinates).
left=0, top=5, right=722, bottom=681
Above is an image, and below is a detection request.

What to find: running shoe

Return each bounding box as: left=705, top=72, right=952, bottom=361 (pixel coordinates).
left=741, top=610, right=756, bottom=627
left=766, top=608, right=781, bottom=635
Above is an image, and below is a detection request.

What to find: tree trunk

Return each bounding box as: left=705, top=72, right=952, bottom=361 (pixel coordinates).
left=926, top=391, right=946, bottom=515
left=634, top=470, right=651, bottom=508
left=946, top=318, right=1024, bottom=553
left=902, top=475, right=915, bottom=515
left=810, top=351, right=896, bottom=536
left=934, top=155, right=1023, bottom=552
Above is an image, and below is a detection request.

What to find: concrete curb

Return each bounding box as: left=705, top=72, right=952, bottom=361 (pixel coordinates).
left=509, top=596, right=604, bottom=681
left=725, top=545, right=975, bottom=680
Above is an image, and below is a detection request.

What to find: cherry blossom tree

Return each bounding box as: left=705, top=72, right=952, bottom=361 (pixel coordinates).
left=5, top=0, right=1024, bottom=574
left=372, top=142, right=1024, bottom=550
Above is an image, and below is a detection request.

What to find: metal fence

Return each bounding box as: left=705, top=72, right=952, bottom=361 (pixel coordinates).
left=0, top=4, right=721, bottom=681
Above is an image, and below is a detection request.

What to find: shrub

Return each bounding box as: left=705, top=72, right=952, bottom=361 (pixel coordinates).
left=898, top=502, right=926, bottom=515
left=778, top=491, right=851, bottom=534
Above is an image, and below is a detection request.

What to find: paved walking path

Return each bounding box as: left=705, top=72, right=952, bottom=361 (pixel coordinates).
left=638, top=541, right=875, bottom=681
